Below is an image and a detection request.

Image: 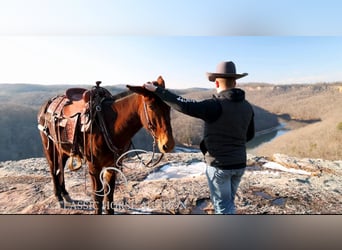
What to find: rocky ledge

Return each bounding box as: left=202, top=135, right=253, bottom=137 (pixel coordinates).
left=0, top=152, right=341, bottom=214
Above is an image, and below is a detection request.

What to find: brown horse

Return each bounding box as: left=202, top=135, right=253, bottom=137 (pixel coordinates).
left=37, top=76, right=175, bottom=214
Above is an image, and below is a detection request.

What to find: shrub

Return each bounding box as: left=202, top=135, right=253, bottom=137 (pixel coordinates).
left=337, top=122, right=342, bottom=131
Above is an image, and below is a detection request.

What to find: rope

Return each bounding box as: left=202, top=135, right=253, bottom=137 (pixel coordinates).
left=93, top=166, right=128, bottom=197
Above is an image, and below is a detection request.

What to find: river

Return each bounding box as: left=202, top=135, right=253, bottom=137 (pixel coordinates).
left=247, top=123, right=288, bottom=153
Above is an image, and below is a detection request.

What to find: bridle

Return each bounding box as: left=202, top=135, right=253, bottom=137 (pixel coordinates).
left=140, top=99, right=164, bottom=167
left=142, top=99, right=158, bottom=139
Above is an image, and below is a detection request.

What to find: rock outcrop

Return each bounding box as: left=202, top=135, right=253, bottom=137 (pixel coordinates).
left=0, top=152, right=341, bottom=214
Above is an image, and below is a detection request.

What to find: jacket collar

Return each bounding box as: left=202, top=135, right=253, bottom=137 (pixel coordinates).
left=216, top=88, right=245, bottom=102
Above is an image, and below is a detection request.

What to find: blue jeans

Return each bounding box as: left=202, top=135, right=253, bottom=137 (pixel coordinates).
left=206, top=166, right=245, bottom=214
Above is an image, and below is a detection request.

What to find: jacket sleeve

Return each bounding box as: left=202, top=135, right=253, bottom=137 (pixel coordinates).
left=246, top=112, right=255, bottom=142
left=155, top=87, right=221, bottom=123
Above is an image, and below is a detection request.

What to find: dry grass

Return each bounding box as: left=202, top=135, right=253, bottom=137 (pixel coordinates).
left=257, top=117, right=342, bottom=160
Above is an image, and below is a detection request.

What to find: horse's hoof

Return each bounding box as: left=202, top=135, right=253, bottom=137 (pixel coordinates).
left=106, top=209, right=114, bottom=215
left=62, top=194, right=73, bottom=203
left=58, top=200, right=65, bottom=209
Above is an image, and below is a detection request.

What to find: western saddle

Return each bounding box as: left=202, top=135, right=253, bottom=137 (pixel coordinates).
left=38, top=81, right=114, bottom=169
left=63, top=87, right=90, bottom=117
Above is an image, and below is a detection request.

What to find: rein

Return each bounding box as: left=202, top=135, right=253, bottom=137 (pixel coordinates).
left=94, top=100, right=121, bottom=158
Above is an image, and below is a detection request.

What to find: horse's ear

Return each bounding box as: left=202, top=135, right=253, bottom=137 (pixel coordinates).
left=126, top=85, right=150, bottom=96
left=155, top=76, right=165, bottom=88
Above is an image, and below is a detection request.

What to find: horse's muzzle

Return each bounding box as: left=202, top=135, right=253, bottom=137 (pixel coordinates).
left=159, top=138, right=175, bottom=153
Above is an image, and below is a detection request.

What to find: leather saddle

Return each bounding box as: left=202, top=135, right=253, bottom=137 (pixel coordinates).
left=43, top=83, right=115, bottom=144
left=44, top=88, right=93, bottom=146
left=38, top=82, right=115, bottom=170
left=63, top=88, right=90, bottom=117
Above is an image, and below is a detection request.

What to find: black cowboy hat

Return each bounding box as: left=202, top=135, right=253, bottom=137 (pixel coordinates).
left=207, top=61, right=248, bottom=82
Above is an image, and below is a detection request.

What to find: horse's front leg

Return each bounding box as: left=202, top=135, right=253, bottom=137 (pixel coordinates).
left=88, top=163, right=104, bottom=214
left=103, top=169, right=116, bottom=215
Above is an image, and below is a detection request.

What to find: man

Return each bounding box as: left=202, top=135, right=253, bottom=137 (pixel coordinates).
left=144, top=61, right=255, bottom=214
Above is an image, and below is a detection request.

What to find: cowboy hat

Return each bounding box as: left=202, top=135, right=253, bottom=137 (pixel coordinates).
left=207, top=61, right=248, bottom=82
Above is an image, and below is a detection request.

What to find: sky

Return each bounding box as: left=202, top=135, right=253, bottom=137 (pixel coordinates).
left=0, top=0, right=341, bottom=89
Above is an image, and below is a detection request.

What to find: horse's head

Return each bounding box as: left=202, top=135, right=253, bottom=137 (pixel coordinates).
left=127, top=76, right=175, bottom=153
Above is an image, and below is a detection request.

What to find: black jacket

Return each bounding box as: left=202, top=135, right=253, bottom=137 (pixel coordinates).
left=154, top=87, right=255, bottom=169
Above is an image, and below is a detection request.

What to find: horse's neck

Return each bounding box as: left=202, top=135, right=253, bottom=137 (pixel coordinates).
left=113, top=93, right=143, bottom=141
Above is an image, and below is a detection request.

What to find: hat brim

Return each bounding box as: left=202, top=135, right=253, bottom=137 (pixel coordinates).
left=207, top=72, right=248, bottom=82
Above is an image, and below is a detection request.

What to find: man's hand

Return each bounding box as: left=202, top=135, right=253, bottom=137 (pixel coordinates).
left=143, top=82, right=157, bottom=92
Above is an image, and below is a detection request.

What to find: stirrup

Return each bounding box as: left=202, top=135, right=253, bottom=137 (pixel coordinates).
left=66, top=155, right=83, bottom=171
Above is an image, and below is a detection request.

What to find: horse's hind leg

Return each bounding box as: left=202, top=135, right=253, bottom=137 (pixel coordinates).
left=41, top=136, right=65, bottom=207
left=103, top=169, right=116, bottom=215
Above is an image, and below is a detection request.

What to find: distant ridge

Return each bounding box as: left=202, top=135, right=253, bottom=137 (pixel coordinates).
left=1, top=82, right=341, bottom=161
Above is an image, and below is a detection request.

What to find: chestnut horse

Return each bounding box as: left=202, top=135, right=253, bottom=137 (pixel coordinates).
left=37, top=76, right=175, bottom=214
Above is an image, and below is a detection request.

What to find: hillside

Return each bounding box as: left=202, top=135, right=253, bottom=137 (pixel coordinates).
left=0, top=82, right=341, bottom=161
left=242, top=83, right=342, bottom=160
left=0, top=83, right=278, bottom=161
